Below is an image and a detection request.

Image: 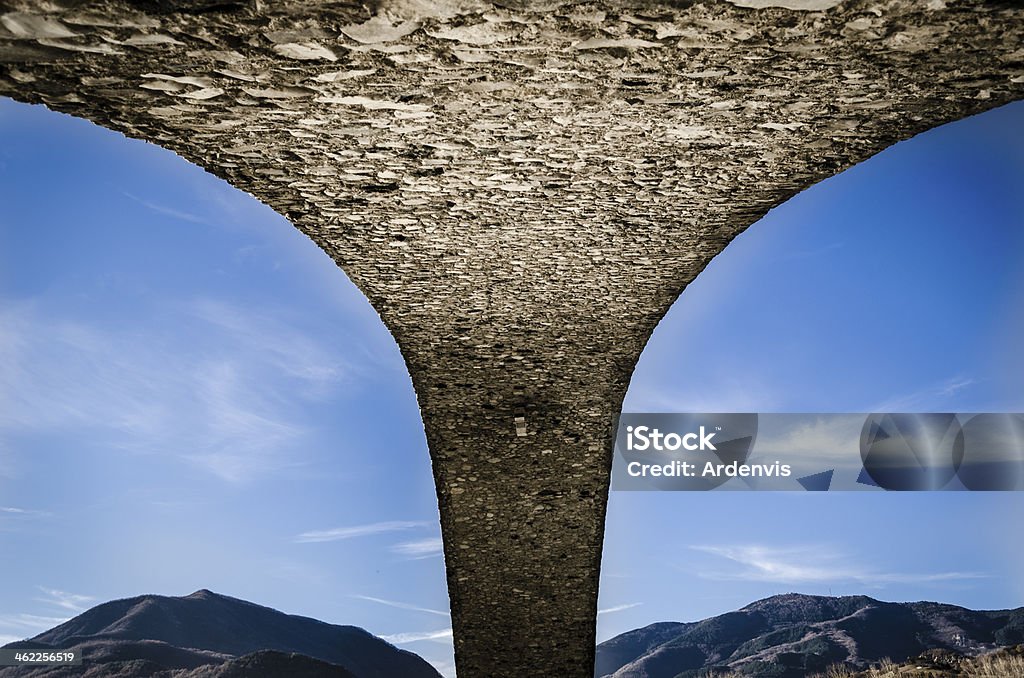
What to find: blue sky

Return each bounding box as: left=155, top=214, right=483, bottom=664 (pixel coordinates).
left=1, top=96, right=1023, bottom=676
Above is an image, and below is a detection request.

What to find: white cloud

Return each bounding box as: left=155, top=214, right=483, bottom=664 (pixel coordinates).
left=392, top=537, right=444, bottom=559
left=121, top=190, right=210, bottom=225
left=0, top=300, right=360, bottom=482
left=753, top=416, right=863, bottom=464
left=776, top=240, right=846, bottom=261
left=295, top=521, right=427, bottom=543
left=0, top=507, right=48, bottom=517
left=625, top=378, right=782, bottom=414
left=871, top=375, right=977, bottom=412
left=691, top=544, right=986, bottom=587
left=0, top=593, right=81, bottom=644
left=0, top=503, right=51, bottom=532
left=189, top=300, right=355, bottom=388
left=598, top=603, right=642, bottom=615
left=693, top=545, right=855, bottom=583
left=871, top=571, right=989, bottom=584
left=380, top=628, right=453, bottom=644
left=353, top=595, right=449, bottom=618
left=35, top=587, right=95, bottom=613
left=939, top=377, right=976, bottom=397
left=178, top=360, right=307, bottom=482
left=0, top=613, right=69, bottom=632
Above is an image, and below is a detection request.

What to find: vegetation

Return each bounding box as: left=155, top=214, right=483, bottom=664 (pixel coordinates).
left=808, top=646, right=1024, bottom=678
left=963, top=651, right=1024, bottom=678
left=669, top=647, right=1024, bottom=678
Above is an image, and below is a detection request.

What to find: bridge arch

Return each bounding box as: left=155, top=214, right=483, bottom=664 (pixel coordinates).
left=0, top=95, right=456, bottom=671
left=599, top=98, right=1024, bottom=651
left=2, top=1, right=1022, bottom=675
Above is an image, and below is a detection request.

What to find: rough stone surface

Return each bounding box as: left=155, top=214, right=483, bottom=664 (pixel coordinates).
left=1, top=1, right=1021, bottom=676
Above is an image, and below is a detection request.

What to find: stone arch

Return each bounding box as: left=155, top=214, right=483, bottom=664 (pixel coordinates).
left=598, top=98, right=1024, bottom=647
left=2, top=1, right=1022, bottom=676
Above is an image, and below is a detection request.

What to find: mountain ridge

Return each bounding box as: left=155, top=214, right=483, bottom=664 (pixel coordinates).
left=0, top=589, right=440, bottom=678
left=596, top=593, right=1024, bottom=678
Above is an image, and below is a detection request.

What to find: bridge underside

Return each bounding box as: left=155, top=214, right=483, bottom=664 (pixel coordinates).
left=2, top=0, right=1021, bottom=675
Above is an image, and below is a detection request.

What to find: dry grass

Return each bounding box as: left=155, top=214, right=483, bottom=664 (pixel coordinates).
left=811, top=658, right=902, bottom=678
left=712, top=652, right=1024, bottom=678
left=811, top=650, right=1024, bottom=678
left=962, top=652, right=1024, bottom=677
left=812, top=666, right=858, bottom=678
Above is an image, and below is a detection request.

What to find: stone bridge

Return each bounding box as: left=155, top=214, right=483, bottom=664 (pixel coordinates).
left=1, top=0, right=1021, bottom=675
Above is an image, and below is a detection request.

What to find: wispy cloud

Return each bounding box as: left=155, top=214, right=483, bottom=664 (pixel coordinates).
left=753, top=416, right=863, bottom=465
left=598, top=603, right=642, bottom=615
left=178, top=360, right=307, bottom=482
left=0, top=506, right=51, bottom=529
left=295, top=521, right=427, bottom=544
left=35, top=587, right=95, bottom=613
left=692, top=545, right=853, bottom=583
left=939, top=377, right=976, bottom=397
left=380, top=628, right=453, bottom=644
left=0, top=591, right=82, bottom=643
left=871, top=375, right=977, bottom=412
left=121, top=190, right=210, bottom=225
left=691, top=544, right=986, bottom=587
left=392, top=537, right=444, bottom=560
left=352, top=595, right=449, bottom=618
left=0, top=506, right=48, bottom=517
left=778, top=241, right=846, bottom=261
left=0, top=300, right=358, bottom=482
left=0, top=613, right=69, bottom=632
left=190, top=300, right=354, bottom=388
left=625, top=378, right=782, bottom=415
left=872, top=571, right=988, bottom=584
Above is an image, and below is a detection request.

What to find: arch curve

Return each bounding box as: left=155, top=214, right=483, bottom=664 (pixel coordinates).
left=3, top=1, right=1022, bottom=675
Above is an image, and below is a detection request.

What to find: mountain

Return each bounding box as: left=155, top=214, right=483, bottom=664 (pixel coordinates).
left=595, top=593, right=1024, bottom=678
left=0, top=590, right=440, bottom=678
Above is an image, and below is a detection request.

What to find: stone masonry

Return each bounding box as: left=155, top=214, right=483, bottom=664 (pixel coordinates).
left=1, top=1, right=1022, bottom=675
